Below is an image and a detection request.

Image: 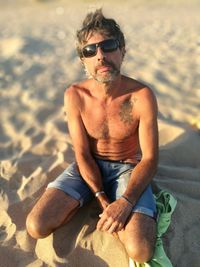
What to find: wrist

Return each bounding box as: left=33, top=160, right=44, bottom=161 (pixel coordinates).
left=95, top=191, right=105, bottom=198
left=95, top=192, right=110, bottom=210
left=121, top=195, right=134, bottom=207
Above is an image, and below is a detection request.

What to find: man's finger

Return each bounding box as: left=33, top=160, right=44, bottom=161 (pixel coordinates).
left=116, top=222, right=124, bottom=232
left=97, top=216, right=113, bottom=231
left=97, top=216, right=107, bottom=230
left=102, top=219, right=113, bottom=231
left=107, top=221, right=119, bottom=234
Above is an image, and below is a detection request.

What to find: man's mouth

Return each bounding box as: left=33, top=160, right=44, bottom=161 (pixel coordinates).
left=96, top=65, right=112, bottom=72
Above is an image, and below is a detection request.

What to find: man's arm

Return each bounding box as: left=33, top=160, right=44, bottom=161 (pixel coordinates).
left=64, top=86, right=110, bottom=210
left=97, top=87, right=158, bottom=233
left=122, top=88, right=158, bottom=205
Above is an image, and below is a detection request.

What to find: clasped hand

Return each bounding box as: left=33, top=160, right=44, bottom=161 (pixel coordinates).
left=96, top=198, right=133, bottom=234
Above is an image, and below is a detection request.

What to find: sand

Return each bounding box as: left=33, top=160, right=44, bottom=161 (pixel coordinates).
left=0, top=0, right=200, bottom=266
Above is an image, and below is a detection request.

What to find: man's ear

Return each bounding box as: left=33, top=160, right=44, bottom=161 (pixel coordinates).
left=121, top=46, right=126, bottom=58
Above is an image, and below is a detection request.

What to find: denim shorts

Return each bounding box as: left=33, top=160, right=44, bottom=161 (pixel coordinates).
left=47, top=158, right=157, bottom=219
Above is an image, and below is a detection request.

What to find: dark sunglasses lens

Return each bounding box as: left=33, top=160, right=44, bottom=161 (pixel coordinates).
left=82, top=44, right=96, bottom=57
left=101, top=39, right=118, bottom=52
left=82, top=39, right=119, bottom=58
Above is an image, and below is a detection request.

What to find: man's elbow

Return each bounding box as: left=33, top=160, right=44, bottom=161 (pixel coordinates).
left=142, top=156, right=158, bottom=174
left=75, top=150, right=93, bottom=164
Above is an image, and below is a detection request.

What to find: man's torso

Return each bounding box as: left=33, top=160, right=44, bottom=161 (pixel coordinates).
left=67, top=76, right=149, bottom=163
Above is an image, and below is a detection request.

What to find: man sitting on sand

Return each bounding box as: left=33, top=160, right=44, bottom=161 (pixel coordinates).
left=26, top=9, right=158, bottom=264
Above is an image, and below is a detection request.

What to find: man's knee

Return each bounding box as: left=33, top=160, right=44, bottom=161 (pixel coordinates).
left=26, top=189, right=80, bottom=239
left=26, top=212, right=52, bottom=239
left=125, top=240, right=155, bottom=263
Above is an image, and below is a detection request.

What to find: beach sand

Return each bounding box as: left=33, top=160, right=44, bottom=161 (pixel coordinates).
left=0, top=1, right=200, bottom=266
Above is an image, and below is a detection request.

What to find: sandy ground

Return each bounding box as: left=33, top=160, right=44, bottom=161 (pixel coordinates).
left=0, top=0, right=200, bottom=266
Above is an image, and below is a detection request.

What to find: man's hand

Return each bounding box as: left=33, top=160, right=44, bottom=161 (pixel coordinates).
left=96, top=197, right=133, bottom=234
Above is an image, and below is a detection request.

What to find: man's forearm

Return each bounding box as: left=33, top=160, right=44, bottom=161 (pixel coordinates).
left=76, top=154, right=110, bottom=210
left=76, top=153, right=104, bottom=193
left=123, top=158, right=157, bottom=206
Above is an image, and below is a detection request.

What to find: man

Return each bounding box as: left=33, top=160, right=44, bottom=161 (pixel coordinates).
left=26, top=9, right=158, bottom=264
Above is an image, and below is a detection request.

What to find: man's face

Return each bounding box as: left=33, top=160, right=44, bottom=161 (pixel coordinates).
left=81, top=33, right=124, bottom=84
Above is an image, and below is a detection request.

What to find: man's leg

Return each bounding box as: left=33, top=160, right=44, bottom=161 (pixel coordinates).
left=26, top=188, right=79, bottom=239
left=118, top=212, right=156, bottom=263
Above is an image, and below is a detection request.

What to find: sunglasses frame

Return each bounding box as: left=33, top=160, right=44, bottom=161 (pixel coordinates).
left=81, top=39, right=120, bottom=58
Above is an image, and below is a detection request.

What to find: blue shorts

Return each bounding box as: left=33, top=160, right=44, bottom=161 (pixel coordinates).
left=47, top=158, right=157, bottom=219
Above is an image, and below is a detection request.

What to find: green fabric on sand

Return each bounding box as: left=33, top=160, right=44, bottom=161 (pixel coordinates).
left=134, top=190, right=177, bottom=267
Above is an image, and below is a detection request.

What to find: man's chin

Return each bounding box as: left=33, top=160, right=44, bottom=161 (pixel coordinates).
left=95, top=77, right=114, bottom=84
left=94, top=73, right=118, bottom=84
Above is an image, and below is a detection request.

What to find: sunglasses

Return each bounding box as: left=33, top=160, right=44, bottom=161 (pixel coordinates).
left=82, top=39, right=120, bottom=58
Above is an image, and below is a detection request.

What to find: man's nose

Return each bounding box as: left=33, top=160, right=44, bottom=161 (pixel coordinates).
left=96, top=47, right=106, bottom=60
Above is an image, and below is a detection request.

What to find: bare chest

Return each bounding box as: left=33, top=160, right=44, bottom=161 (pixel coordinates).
left=81, top=97, right=138, bottom=140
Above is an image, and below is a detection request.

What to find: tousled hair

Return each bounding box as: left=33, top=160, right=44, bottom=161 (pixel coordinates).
left=76, top=9, right=125, bottom=58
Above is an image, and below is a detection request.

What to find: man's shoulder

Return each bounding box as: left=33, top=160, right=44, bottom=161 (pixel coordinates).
left=65, top=81, right=84, bottom=93
left=123, top=76, right=155, bottom=97
left=64, top=82, right=83, bottom=107
left=64, top=80, right=92, bottom=110
left=123, top=77, right=157, bottom=114
left=65, top=79, right=91, bottom=96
